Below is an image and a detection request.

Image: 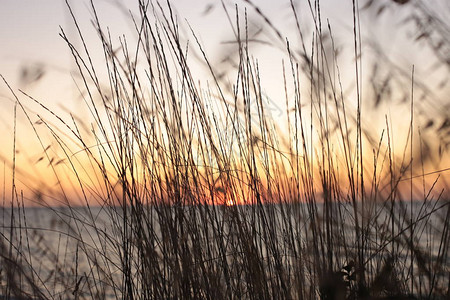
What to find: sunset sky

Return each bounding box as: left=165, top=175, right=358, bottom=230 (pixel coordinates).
left=1, top=0, right=449, bottom=206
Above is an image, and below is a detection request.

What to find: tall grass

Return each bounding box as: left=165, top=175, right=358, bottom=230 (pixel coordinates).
left=1, top=0, right=449, bottom=299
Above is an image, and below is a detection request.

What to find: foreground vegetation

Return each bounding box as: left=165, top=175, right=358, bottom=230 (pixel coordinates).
left=1, top=0, right=449, bottom=299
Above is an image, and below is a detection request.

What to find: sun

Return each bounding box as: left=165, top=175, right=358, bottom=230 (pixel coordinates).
left=225, top=198, right=236, bottom=206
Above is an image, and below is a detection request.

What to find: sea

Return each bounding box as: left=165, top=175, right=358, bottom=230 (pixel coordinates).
left=0, top=201, right=448, bottom=298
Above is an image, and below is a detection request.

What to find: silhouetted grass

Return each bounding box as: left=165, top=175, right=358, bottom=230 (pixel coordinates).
left=1, top=0, right=449, bottom=299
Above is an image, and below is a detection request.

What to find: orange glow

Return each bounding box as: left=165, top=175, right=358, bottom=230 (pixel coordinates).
left=225, top=198, right=236, bottom=207
left=0, top=1, right=449, bottom=208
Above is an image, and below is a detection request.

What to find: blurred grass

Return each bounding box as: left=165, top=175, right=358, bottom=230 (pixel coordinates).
left=1, top=0, right=449, bottom=299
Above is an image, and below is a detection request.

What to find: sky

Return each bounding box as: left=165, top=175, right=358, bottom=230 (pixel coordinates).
left=1, top=0, right=449, bottom=206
